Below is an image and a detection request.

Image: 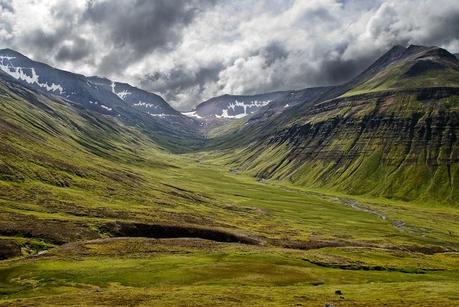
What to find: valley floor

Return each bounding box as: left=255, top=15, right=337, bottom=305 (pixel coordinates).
left=1, top=153, right=459, bottom=306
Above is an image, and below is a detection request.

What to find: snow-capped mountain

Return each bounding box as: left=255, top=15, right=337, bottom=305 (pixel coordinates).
left=185, top=92, right=289, bottom=120
left=0, top=48, right=179, bottom=118
left=0, top=48, right=203, bottom=150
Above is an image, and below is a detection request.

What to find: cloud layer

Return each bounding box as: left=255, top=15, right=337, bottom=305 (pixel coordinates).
left=1, top=0, right=458, bottom=110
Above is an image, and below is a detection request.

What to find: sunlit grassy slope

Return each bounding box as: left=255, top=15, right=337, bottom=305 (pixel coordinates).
left=205, top=46, right=459, bottom=205
left=1, top=239, right=459, bottom=306
left=0, top=74, right=459, bottom=306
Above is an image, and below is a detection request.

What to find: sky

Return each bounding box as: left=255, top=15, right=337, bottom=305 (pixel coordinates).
left=1, top=0, right=458, bottom=110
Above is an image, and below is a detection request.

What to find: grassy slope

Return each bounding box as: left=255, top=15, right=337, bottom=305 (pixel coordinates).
left=225, top=93, right=459, bottom=203
left=1, top=239, right=458, bottom=306
left=0, top=82, right=459, bottom=305
left=207, top=47, right=459, bottom=204
left=344, top=47, right=459, bottom=96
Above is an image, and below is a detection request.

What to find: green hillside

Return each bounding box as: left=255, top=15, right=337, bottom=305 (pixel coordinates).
left=345, top=46, right=459, bottom=96
left=0, top=46, right=458, bottom=306
left=208, top=46, right=459, bottom=204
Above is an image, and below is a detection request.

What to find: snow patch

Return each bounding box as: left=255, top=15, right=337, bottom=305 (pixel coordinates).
left=284, top=104, right=290, bottom=108
left=133, top=101, right=158, bottom=108
left=216, top=99, right=271, bottom=118
left=0, top=56, right=64, bottom=94
left=111, top=81, right=131, bottom=100
left=148, top=112, right=174, bottom=118
left=101, top=105, right=112, bottom=111
left=215, top=109, right=246, bottom=119
left=182, top=111, right=202, bottom=119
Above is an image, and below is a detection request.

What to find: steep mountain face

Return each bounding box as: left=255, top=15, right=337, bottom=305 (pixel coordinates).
left=343, top=45, right=459, bottom=96
left=0, top=48, right=202, bottom=151
left=1, top=45, right=458, bottom=203
left=0, top=48, right=176, bottom=116
left=216, top=45, right=459, bottom=203
left=185, top=91, right=289, bottom=120
left=0, top=70, right=156, bottom=185
left=86, top=76, right=178, bottom=116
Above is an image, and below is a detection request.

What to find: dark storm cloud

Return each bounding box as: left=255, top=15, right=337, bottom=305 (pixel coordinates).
left=419, top=10, right=459, bottom=47
left=0, top=0, right=14, bottom=41
left=144, top=64, right=224, bottom=93
left=260, top=42, right=289, bottom=67
left=1, top=0, right=217, bottom=76
left=139, top=42, right=290, bottom=108
left=82, top=0, right=216, bottom=59
left=55, top=37, right=94, bottom=62
left=21, top=28, right=66, bottom=54
left=310, top=52, right=380, bottom=85
left=141, top=62, right=224, bottom=106
left=3, top=2, right=88, bottom=65
left=1, top=0, right=459, bottom=110
left=0, top=0, right=13, bottom=12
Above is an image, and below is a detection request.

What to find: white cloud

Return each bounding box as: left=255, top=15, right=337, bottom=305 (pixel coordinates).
left=1, top=0, right=458, bottom=110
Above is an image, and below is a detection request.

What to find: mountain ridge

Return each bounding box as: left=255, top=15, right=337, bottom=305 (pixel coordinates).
left=205, top=44, right=459, bottom=203
left=0, top=48, right=204, bottom=151
left=1, top=44, right=458, bottom=202
left=185, top=91, right=290, bottom=120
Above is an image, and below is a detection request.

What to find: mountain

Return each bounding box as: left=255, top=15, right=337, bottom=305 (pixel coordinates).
left=343, top=45, right=459, bottom=95
left=248, top=86, right=335, bottom=123
left=210, top=45, right=459, bottom=203
left=0, top=48, right=177, bottom=116
left=0, top=48, right=203, bottom=151
left=3, top=45, right=456, bottom=202
left=184, top=91, right=289, bottom=120
left=1, top=44, right=459, bottom=306
left=2, top=58, right=459, bottom=307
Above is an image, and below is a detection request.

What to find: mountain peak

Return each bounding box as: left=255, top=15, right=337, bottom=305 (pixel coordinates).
left=418, top=46, right=458, bottom=60
left=406, top=44, right=429, bottom=50
left=388, top=44, right=407, bottom=54
left=401, top=45, right=458, bottom=61
left=350, top=44, right=407, bottom=84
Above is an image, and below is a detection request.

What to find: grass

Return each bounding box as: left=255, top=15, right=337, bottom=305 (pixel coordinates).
left=0, top=76, right=459, bottom=305
left=1, top=239, right=458, bottom=306
left=1, top=143, right=459, bottom=305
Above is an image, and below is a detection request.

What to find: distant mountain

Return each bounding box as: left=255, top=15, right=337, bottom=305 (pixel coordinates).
left=184, top=92, right=289, bottom=120
left=249, top=86, right=334, bottom=122
left=1, top=45, right=458, bottom=202
left=343, top=45, right=459, bottom=95
left=211, top=45, right=459, bottom=203
left=0, top=48, right=180, bottom=117
left=0, top=48, right=203, bottom=151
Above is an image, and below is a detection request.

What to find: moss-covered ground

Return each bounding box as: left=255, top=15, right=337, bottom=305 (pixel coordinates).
left=0, top=76, right=458, bottom=306
left=1, top=147, right=459, bottom=305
